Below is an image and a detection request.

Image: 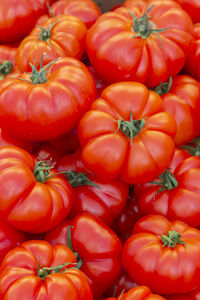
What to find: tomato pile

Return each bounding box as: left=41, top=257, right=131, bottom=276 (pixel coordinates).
left=0, top=0, right=200, bottom=299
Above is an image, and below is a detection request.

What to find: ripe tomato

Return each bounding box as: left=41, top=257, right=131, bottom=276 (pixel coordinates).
left=105, top=286, right=166, bottom=300
left=86, top=0, right=194, bottom=87
left=50, top=128, right=80, bottom=154
left=78, top=82, right=177, bottom=184
left=45, top=213, right=122, bottom=298
left=56, top=151, right=129, bottom=225
left=137, top=151, right=200, bottom=227
left=175, top=0, right=200, bottom=23
left=0, top=0, right=53, bottom=43
left=185, top=24, right=200, bottom=81
left=0, top=240, right=93, bottom=300
left=0, top=146, right=73, bottom=233
left=153, top=75, right=200, bottom=146
left=166, top=287, right=200, bottom=299
left=122, top=214, right=200, bottom=295
left=0, top=57, right=96, bottom=141
left=16, top=15, right=87, bottom=72
left=0, top=128, right=33, bottom=153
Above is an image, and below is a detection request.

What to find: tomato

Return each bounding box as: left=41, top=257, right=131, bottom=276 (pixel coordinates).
left=166, top=287, right=200, bottom=299
left=0, top=240, right=93, bottom=300
left=122, top=214, right=200, bottom=295
left=0, top=0, right=53, bottom=43
left=0, top=57, right=96, bottom=141
left=16, top=15, right=87, bottom=72
left=56, top=151, right=129, bottom=225
left=105, top=286, right=166, bottom=300
left=0, top=145, right=73, bottom=233
left=153, top=75, right=200, bottom=146
left=87, top=65, right=108, bottom=98
left=137, top=151, right=200, bottom=227
left=50, top=128, right=80, bottom=154
left=41, top=0, right=101, bottom=29
left=0, top=128, right=33, bottom=153
left=78, top=82, right=176, bottom=184
left=0, top=45, right=16, bottom=65
left=45, top=213, right=122, bottom=298
left=0, top=219, right=26, bottom=263
left=175, top=0, right=200, bottom=23
left=34, top=142, right=65, bottom=164
left=185, top=24, right=200, bottom=81
left=86, top=0, right=194, bottom=87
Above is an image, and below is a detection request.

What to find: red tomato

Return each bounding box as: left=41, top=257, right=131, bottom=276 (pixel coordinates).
left=0, top=128, right=33, bottom=153
left=0, top=240, right=93, bottom=300
left=153, top=75, right=200, bottom=145
left=86, top=0, right=194, bottom=87
left=78, top=82, right=177, bottom=184
left=175, top=0, right=200, bottom=23
left=16, top=15, right=87, bottom=72
left=137, top=151, right=200, bottom=227
left=105, top=286, right=166, bottom=300
left=50, top=128, right=80, bottom=154
left=87, top=65, right=108, bottom=98
left=34, top=142, right=65, bottom=164
left=0, top=0, right=53, bottom=43
left=45, top=213, right=122, bottom=298
left=185, top=24, right=200, bottom=81
left=56, top=151, right=129, bottom=225
left=0, top=146, right=73, bottom=233
left=166, top=287, right=200, bottom=299
left=122, top=214, right=200, bottom=295
left=42, top=0, right=101, bottom=29
left=0, top=219, right=26, bottom=263
left=0, top=57, right=96, bottom=141
left=0, top=45, right=16, bottom=65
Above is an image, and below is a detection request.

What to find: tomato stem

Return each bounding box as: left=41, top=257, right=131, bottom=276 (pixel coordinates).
left=0, top=60, right=13, bottom=80
left=65, top=170, right=100, bottom=188
left=67, top=226, right=83, bottom=269
left=153, top=76, right=173, bottom=96
left=161, top=230, right=189, bottom=248
left=38, top=19, right=58, bottom=41
left=116, top=109, right=145, bottom=144
left=181, top=136, right=200, bottom=156
left=149, top=168, right=178, bottom=198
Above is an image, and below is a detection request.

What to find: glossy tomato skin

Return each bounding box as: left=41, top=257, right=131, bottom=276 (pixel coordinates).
left=157, top=75, right=200, bottom=146
left=56, top=151, right=129, bottom=226
left=48, top=0, right=101, bottom=29
left=45, top=213, right=122, bottom=298
left=137, top=153, right=200, bottom=227
left=0, top=0, right=53, bottom=43
left=122, top=214, right=200, bottom=295
left=105, top=286, right=166, bottom=300
left=0, top=57, right=96, bottom=141
left=185, top=24, right=200, bottom=81
left=166, top=287, right=200, bottom=300
left=0, top=145, right=74, bottom=233
left=0, top=240, right=93, bottom=300
left=0, top=128, right=33, bottom=153
left=86, top=0, right=194, bottom=87
left=175, top=0, right=200, bottom=23
left=78, top=82, right=177, bottom=184
left=0, top=45, right=16, bottom=65
left=16, top=15, right=87, bottom=72
left=0, top=219, right=26, bottom=263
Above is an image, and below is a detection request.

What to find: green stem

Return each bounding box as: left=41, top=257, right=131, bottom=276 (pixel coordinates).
left=38, top=19, right=58, bottom=41
left=0, top=60, right=13, bottom=80
left=161, top=231, right=188, bottom=248
left=153, top=76, right=173, bottom=96
left=67, top=226, right=83, bottom=269
left=180, top=137, right=200, bottom=156
left=116, top=110, right=145, bottom=144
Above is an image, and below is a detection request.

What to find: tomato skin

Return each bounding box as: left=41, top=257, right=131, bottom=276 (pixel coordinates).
left=50, top=128, right=80, bottom=154
left=185, top=24, right=200, bottom=81
left=0, top=0, right=53, bottom=43
left=175, top=0, right=200, bottom=23
left=0, top=128, right=33, bottom=153
left=45, top=213, right=122, bottom=298
left=16, top=14, right=87, bottom=72
left=0, top=240, right=93, bottom=300
left=157, top=75, right=200, bottom=146
left=137, top=151, right=200, bottom=227
left=78, top=82, right=176, bottom=184
left=86, top=0, right=194, bottom=87
left=122, top=214, right=200, bottom=295
left=0, top=45, right=16, bottom=65
left=56, top=151, right=129, bottom=226
left=34, top=142, right=65, bottom=164
left=0, top=145, right=74, bottom=233
left=166, top=287, right=200, bottom=300
left=0, top=57, right=96, bottom=141
left=104, top=286, right=166, bottom=300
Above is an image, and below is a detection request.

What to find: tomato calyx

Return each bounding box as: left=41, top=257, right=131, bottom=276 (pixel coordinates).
left=129, top=5, right=168, bottom=43
left=149, top=169, right=178, bottom=198
left=33, top=160, right=54, bottom=183
left=153, top=76, right=173, bottom=96
left=0, top=60, right=13, bottom=80
left=161, top=231, right=188, bottom=248
left=181, top=136, right=200, bottom=156
left=38, top=19, right=58, bottom=42
left=67, top=226, right=83, bottom=269
left=116, top=110, right=145, bottom=144
left=37, top=257, right=77, bottom=280
left=65, top=170, right=100, bottom=188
